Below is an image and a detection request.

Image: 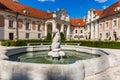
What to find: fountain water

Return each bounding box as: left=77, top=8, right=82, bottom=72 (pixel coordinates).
left=48, top=27, right=65, bottom=60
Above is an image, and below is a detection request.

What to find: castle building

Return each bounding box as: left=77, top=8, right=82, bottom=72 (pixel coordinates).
left=70, top=18, right=86, bottom=40
left=0, top=0, right=120, bottom=41
left=86, top=1, right=120, bottom=41
left=0, top=0, right=71, bottom=40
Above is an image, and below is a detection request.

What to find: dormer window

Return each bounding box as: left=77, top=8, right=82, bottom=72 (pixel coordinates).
left=23, top=9, right=29, bottom=15
left=114, top=7, right=120, bottom=12
left=78, top=23, right=80, bottom=26
left=12, top=0, right=18, bottom=2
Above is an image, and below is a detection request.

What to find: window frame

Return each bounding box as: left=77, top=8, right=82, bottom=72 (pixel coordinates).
left=9, top=20, right=14, bottom=29
left=26, top=22, right=30, bottom=30
left=26, top=33, right=29, bottom=39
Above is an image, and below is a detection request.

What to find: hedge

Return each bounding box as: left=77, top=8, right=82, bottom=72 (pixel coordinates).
left=1, top=40, right=51, bottom=46
left=64, top=40, right=120, bottom=49
left=1, top=40, right=120, bottom=49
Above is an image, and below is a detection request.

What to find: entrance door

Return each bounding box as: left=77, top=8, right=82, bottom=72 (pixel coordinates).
left=9, top=33, right=14, bottom=40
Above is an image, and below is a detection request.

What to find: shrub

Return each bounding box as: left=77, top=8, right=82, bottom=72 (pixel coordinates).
left=1, top=40, right=11, bottom=46
left=46, top=32, right=52, bottom=41
left=1, top=40, right=120, bottom=49
left=60, top=32, right=66, bottom=41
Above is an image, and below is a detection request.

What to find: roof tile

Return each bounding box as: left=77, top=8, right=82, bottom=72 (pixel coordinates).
left=0, top=0, right=53, bottom=19
left=70, top=18, right=86, bottom=27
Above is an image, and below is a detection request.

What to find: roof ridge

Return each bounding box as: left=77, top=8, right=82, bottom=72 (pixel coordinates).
left=0, top=0, right=53, bottom=19
left=103, top=1, right=120, bottom=11
left=17, top=2, right=48, bottom=14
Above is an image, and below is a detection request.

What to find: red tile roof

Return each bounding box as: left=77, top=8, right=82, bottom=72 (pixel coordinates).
left=100, top=1, right=120, bottom=18
left=70, top=18, right=86, bottom=27
left=0, top=0, right=53, bottom=19
left=94, top=10, right=103, bottom=16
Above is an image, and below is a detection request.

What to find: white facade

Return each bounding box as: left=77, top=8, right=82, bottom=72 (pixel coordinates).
left=86, top=8, right=120, bottom=41
left=0, top=9, right=71, bottom=40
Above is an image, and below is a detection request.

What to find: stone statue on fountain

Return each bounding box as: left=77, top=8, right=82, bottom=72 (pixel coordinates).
left=48, top=27, right=65, bottom=60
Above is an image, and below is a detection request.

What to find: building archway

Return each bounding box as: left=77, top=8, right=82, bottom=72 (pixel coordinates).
left=57, top=23, right=61, bottom=31
left=47, top=22, right=52, bottom=34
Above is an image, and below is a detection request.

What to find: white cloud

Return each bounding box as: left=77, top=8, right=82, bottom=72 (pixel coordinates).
left=38, top=0, right=55, bottom=2
left=95, top=0, right=107, bottom=3
left=102, top=5, right=108, bottom=9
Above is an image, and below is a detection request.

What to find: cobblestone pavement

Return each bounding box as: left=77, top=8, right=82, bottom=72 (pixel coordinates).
left=85, top=48, right=120, bottom=80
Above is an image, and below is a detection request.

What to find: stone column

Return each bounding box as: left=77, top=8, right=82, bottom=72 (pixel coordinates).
left=52, top=21, right=56, bottom=32
left=14, top=20, right=18, bottom=40
left=60, top=24, right=64, bottom=33
left=95, top=21, right=99, bottom=40
left=66, top=25, right=70, bottom=40
left=40, top=23, right=44, bottom=38
left=45, top=23, right=47, bottom=37
left=90, top=23, right=94, bottom=40
left=51, top=21, right=56, bottom=38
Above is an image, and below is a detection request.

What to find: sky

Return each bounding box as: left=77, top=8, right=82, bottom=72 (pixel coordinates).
left=19, top=0, right=119, bottom=18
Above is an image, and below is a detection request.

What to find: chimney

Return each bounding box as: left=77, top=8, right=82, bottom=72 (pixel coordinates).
left=12, top=0, right=18, bottom=2
left=47, top=9, right=50, bottom=13
left=83, top=16, right=86, bottom=22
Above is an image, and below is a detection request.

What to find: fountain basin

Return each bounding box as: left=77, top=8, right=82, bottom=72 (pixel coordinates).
left=9, top=50, right=100, bottom=64
left=0, top=45, right=110, bottom=80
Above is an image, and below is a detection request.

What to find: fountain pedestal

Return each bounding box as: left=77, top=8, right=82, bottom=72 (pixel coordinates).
left=48, top=27, right=65, bottom=60
left=48, top=49, right=65, bottom=60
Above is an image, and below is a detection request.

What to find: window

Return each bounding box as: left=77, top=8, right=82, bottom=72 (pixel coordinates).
left=106, top=33, right=109, bottom=38
left=26, top=22, right=30, bottom=30
left=75, top=30, right=77, bottom=33
left=113, top=20, right=117, bottom=27
left=100, top=33, right=102, bottom=39
left=9, top=33, right=14, bottom=40
left=114, top=7, right=120, bottom=12
left=9, top=20, right=14, bottom=28
left=26, top=33, right=29, bottom=39
left=38, top=24, right=41, bottom=31
left=106, top=22, right=109, bottom=28
left=81, top=30, right=83, bottom=33
left=100, top=24, right=102, bottom=29
left=38, top=34, right=41, bottom=38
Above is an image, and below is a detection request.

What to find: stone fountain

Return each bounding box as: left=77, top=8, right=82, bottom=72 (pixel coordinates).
left=48, top=27, right=65, bottom=60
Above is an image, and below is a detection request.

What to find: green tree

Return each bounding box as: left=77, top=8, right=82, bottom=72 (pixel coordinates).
left=60, top=32, right=66, bottom=41
left=46, top=32, right=52, bottom=41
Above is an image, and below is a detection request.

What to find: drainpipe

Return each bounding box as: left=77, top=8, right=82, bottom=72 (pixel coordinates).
left=15, top=12, right=19, bottom=41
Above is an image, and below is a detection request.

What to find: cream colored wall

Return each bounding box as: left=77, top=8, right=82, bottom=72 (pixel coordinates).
left=86, top=9, right=120, bottom=41
left=72, top=26, right=85, bottom=40
left=99, top=14, right=120, bottom=41
left=0, top=10, right=44, bottom=40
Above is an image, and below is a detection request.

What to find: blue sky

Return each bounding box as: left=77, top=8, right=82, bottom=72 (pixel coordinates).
left=19, top=0, right=118, bottom=18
